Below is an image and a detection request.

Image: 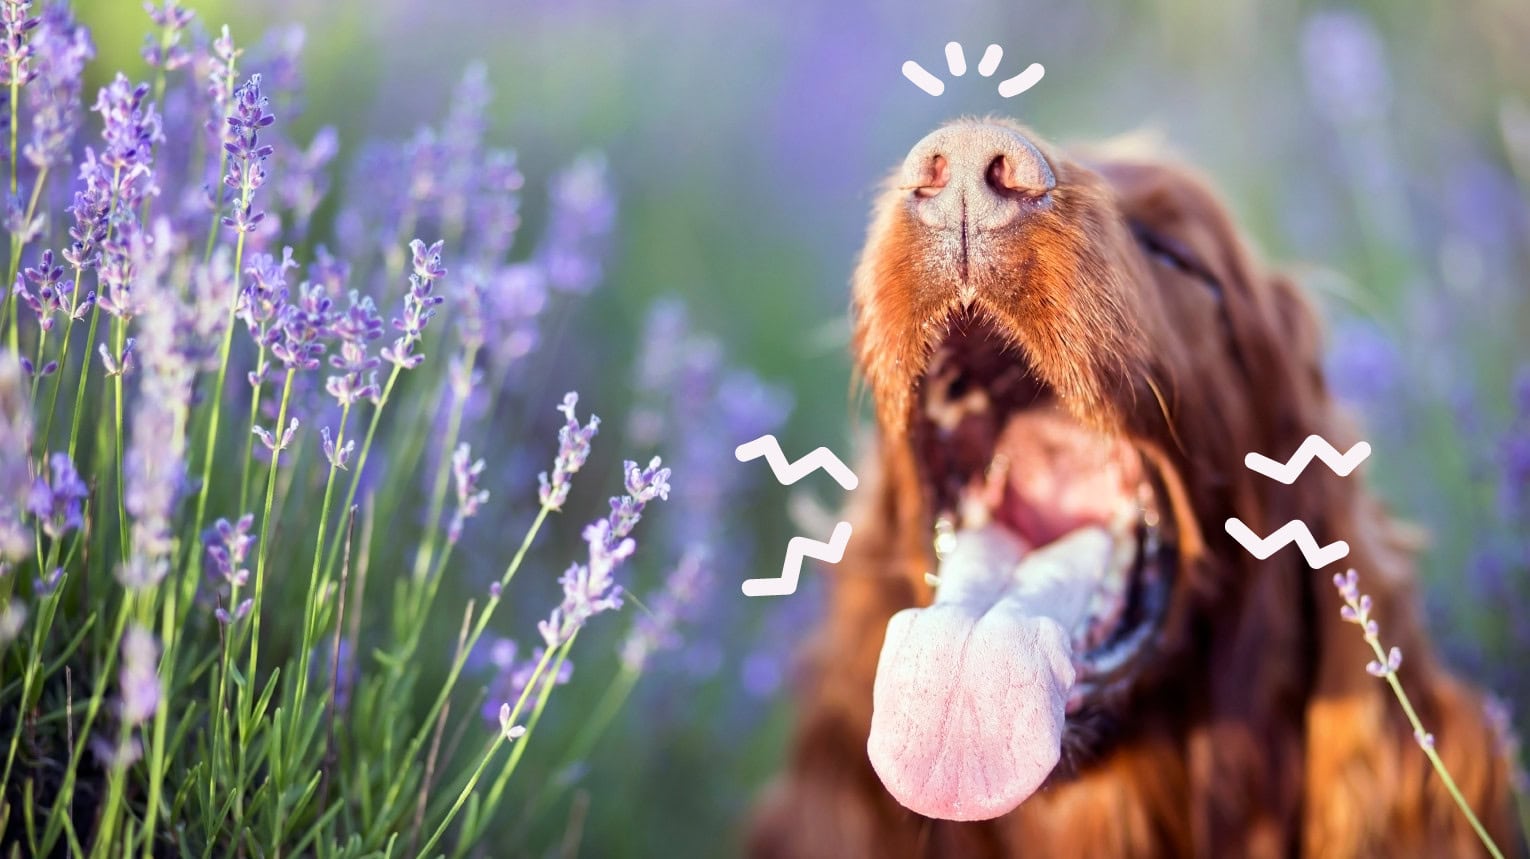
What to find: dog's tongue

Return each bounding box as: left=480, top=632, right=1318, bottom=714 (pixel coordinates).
left=868, top=522, right=1112, bottom=821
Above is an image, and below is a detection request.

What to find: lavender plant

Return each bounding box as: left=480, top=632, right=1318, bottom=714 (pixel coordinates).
left=0, top=4, right=749, bottom=856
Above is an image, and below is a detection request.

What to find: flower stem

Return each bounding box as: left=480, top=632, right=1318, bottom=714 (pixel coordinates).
left=292, top=403, right=350, bottom=721
left=246, top=368, right=295, bottom=700
left=366, top=503, right=553, bottom=844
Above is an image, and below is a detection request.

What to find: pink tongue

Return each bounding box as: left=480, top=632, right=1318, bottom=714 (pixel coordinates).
left=868, top=523, right=1111, bottom=821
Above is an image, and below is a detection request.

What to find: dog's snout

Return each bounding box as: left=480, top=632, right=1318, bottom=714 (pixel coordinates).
left=901, top=124, right=1055, bottom=232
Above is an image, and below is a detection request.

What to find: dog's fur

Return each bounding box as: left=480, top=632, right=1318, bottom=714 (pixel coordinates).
left=748, top=121, right=1522, bottom=858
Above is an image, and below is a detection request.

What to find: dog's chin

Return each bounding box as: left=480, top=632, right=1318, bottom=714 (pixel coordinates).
left=911, top=308, right=1177, bottom=710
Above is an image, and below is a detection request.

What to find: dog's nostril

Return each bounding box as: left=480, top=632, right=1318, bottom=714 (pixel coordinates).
left=901, top=124, right=1056, bottom=229
left=913, top=154, right=950, bottom=198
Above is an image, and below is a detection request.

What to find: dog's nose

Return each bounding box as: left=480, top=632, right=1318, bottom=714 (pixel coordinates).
left=901, top=124, right=1055, bottom=232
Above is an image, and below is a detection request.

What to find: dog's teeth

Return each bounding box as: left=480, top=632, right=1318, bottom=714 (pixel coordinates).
left=933, top=516, right=958, bottom=559
left=924, top=572, right=943, bottom=588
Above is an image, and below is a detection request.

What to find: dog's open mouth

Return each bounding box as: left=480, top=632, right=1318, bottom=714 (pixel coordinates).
left=867, top=311, right=1175, bottom=822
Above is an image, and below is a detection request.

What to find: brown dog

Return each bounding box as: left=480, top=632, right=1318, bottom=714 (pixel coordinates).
left=748, top=118, right=1521, bottom=858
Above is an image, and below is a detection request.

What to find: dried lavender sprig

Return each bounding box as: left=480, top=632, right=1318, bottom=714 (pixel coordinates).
left=1333, top=569, right=1506, bottom=859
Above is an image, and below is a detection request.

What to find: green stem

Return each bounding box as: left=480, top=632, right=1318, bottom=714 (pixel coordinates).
left=322, top=364, right=401, bottom=577
left=38, top=594, right=133, bottom=855
left=409, top=346, right=476, bottom=586
left=246, top=368, right=296, bottom=704
left=112, top=318, right=129, bottom=555
left=291, top=403, right=351, bottom=723
left=367, top=503, right=554, bottom=844
left=470, top=638, right=577, bottom=852
left=416, top=641, right=562, bottom=859
left=1362, top=635, right=1505, bottom=859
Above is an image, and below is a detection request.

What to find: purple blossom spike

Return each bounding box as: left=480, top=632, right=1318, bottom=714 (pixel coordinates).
left=447, top=443, right=488, bottom=544
left=204, top=513, right=254, bottom=590
left=221, top=73, right=274, bottom=234
left=537, top=392, right=598, bottom=510
left=621, top=549, right=710, bottom=672
left=0, top=1, right=39, bottom=91
left=26, top=451, right=87, bottom=539
left=23, top=3, right=91, bottom=171
left=141, top=0, right=194, bottom=73
left=253, top=417, right=298, bottom=453
left=324, top=290, right=381, bottom=406
left=0, top=357, right=30, bottom=560
left=321, top=425, right=353, bottom=470
left=379, top=239, right=446, bottom=370
left=85, top=74, right=163, bottom=213
left=538, top=154, right=615, bottom=294
left=118, top=625, right=161, bottom=726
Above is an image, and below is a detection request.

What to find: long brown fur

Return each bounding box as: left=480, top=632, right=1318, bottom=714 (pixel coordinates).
left=748, top=120, right=1523, bottom=858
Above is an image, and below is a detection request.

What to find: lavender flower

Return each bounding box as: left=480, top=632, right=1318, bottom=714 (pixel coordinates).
left=23, top=3, right=91, bottom=171
left=268, top=281, right=332, bottom=371
left=479, top=637, right=572, bottom=726
left=324, top=289, right=381, bottom=407
left=379, top=238, right=446, bottom=370
left=204, top=513, right=254, bottom=590
left=86, top=74, right=163, bottom=213
left=0, top=356, right=30, bottom=560
left=620, top=549, right=709, bottom=672
left=447, top=442, right=488, bottom=544
left=536, top=392, right=598, bottom=510
left=140, top=0, right=193, bottom=74
left=253, top=417, right=298, bottom=453
left=25, top=451, right=86, bottom=539
left=119, top=221, right=195, bottom=590
left=221, top=73, right=274, bottom=233
left=18, top=248, right=67, bottom=329
left=539, top=454, right=671, bottom=649
left=118, top=624, right=161, bottom=726
left=537, top=154, right=614, bottom=294
left=321, top=425, right=353, bottom=470
left=0, top=1, right=39, bottom=91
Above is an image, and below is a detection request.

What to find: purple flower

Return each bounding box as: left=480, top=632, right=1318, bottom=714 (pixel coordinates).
left=23, top=3, right=91, bottom=171
left=253, top=417, right=298, bottom=453
left=537, top=392, right=599, bottom=510
left=86, top=74, right=163, bottom=212
left=620, top=549, right=709, bottom=672
left=479, top=637, right=572, bottom=727
left=0, top=1, right=39, bottom=90
left=379, top=238, right=446, bottom=370
left=141, top=0, right=194, bottom=73
left=118, top=624, right=161, bottom=726
left=221, top=73, right=274, bottom=234
left=539, top=453, right=671, bottom=649
left=18, top=248, right=71, bottom=330
left=447, top=442, right=488, bottom=544
left=26, top=451, right=87, bottom=539
left=324, top=289, right=382, bottom=407
left=204, top=513, right=254, bottom=590
left=321, top=425, right=353, bottom=470
left=0, top=358, right=28, bottom=560
left=119, top=226, right=195, bottom=589
left=268, top=281, right=333, bottom=371
left=537, top=154, right=614, bottom=294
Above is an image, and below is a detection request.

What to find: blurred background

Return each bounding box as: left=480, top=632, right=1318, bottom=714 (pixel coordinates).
left=73, top=0, right=1530, bottom=853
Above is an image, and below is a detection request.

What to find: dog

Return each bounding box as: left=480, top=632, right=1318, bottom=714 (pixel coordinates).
left=747, top=118, right=1521, bottom=858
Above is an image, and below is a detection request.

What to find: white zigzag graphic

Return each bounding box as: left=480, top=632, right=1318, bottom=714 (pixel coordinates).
left=735, top=435, right=859, bottom=491
left=1244, top=434, right=1371, bottom=485
left=743, top=522, right=853, bottom=598
left=1224, top=518, right=1350, bottom=569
